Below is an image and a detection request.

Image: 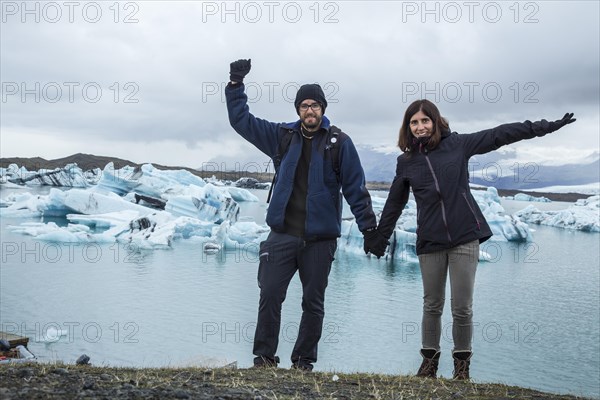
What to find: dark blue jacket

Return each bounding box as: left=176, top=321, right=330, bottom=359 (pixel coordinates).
left=225, top=83, right=376, bottom=240
left=378, top=120, right=555, bottom=255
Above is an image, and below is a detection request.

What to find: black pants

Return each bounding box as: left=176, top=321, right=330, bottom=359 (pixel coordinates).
left=253, top=231, right=337, bottom=365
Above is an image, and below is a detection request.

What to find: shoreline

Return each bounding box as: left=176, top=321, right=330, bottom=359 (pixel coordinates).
left=0, top=363, right=593, bottom=400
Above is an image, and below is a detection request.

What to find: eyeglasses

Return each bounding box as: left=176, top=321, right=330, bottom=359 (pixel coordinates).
left=299, top=103, right=322, bottom=111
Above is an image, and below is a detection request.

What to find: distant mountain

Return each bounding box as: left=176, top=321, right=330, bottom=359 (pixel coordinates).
left=0, top=153, right=141, bottom=171
left=0, top=153, right=271, bottom=182
left=469, top=158, right=600, bottom=190
left=357, top=146, right=600, bottom=190
left=0, top=153, right=225, bottom=176
left=3, top=151, right=598, bottom=193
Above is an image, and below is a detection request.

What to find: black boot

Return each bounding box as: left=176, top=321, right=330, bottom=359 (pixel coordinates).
left=291, top=360, right=314, bottom=372
left=253, top=355, right=280, bottom=368
left=416, top=349, right=440, bottom=378
left=452, top=351, right=472, bottom=380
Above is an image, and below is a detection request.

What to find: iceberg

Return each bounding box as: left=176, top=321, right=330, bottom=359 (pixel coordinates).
left=506, top=193, right=552, bottom=202
left=95, top=163, right=206, bottom=198
left=234, top=177, right=270, bottom=190
left=227, top=187, right=259, bottom=202
left=9, top=162, right=592, bottom=260
left=1, top=163, right=257, bottom=250
left=0, top=163, right=98, bottom=187
left=515, top=195, right=599, bottom=232
left=40, top=326, right=69, bottom=343
left=7, top=221, right=96, bottom=243
left=165, top=184, right=240, bottom=223
left=475, top=188, right=531, bottom=242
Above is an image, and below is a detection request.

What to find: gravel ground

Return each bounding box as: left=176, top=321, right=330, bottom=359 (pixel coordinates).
left=0, top=363, right=592, bottom=400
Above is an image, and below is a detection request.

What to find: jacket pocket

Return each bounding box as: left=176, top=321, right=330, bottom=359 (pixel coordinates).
left=257, top=240, right=270, bottom=288
left=307, top=191, right=341, bottom=237
left=462, top=192, right=481, bottom=230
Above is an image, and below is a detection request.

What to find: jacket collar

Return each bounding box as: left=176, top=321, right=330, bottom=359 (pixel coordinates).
left=410, top=127, right=452, bottom=152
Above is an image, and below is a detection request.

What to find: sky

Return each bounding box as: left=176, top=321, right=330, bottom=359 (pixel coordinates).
left=1, top=0, right=599, bottom=172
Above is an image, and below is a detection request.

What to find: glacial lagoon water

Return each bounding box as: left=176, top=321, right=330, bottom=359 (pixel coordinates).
left=0, top=186, right=599, bottom=398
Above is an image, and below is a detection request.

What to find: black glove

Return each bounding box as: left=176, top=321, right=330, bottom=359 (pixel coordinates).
left=547, top=113, right=576, bottom=133
left=229, top=59, right=251, bottom=83
left=363, top=228, right=389, bottom=259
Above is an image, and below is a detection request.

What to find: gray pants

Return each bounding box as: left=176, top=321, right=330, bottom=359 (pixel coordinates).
left=418, top=240, right=479, bottom=352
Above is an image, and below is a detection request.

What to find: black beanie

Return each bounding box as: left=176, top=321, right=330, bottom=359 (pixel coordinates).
left=294, top=84, right=327, bottom=114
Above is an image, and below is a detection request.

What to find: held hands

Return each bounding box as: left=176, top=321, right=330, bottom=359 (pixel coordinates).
left=229, top=59, right=251, bottom=83
left=548, top=113, right=576, bottom=133
left=363, top=228, right=390, bottom=259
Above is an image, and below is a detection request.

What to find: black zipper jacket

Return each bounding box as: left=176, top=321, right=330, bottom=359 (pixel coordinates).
left=378, top=119, right=555, bottom=255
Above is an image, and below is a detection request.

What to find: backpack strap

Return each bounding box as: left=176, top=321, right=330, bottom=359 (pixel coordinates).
left=274, top=129, right=294, bottom=170
left=266, top=129, right=294, bottom=203
left=327, top=125, right=344, bottom=181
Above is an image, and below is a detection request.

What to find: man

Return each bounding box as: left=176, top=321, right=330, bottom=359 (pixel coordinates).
left=225, top=59, right=387, bottom=371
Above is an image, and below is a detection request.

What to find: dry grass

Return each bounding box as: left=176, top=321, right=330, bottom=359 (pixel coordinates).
left=0, top=363, right=592, bottom=400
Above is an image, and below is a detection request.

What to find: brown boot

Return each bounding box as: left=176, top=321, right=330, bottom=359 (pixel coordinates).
left=416, top=349, right=440, bottom=378
left=452, top=351, right=472, bottom=380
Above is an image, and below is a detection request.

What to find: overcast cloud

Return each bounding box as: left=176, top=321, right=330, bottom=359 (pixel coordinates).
left=1, top=0, right=599, bottom=170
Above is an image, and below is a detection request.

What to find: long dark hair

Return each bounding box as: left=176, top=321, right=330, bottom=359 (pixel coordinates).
left=398, top=99, right=449, bottom=152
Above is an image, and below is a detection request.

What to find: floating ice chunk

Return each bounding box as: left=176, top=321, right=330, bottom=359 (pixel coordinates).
left=41, top=326, right=68, bottom=343
left=515, top=195, right=599, bottom=232
left=7, top=221, right=94, bottom=243
left=118, top=211, right=176, bottom=248
left=0, top=181, right=24, bottom=189
left=67, top=210, right=140, bottom=229
left=165, top=184, right=240, bottom=224
left=0, top=208, right=43, bottom=218
left=62, top=189, right=150, bottom=215
left=479, top=250, right=494, bottom=262
left=227, top=187, right=259, bottom=202
left=95, top=162, right=206, bottom=199
left=484, top=212, right=530, bottom=242
left=117, top=212, right=216, bottom=248
left=513, top=193, right=551, bottom=202
left=234, top=177, right=270, bottom=190
left=203, top=242, right=221, bottom=254
left=464, top=188, right=530, bottom=242
left=205, top=175, right=226, bottom=186
left=0, top=191, right=47, bottom=217
left=1, top=163, right=93, bottom=187
left=94, top=163, right=140, bottom=196
left=67, top=210, right=141, bottom=239
left=221, top=220, right=270, bottom=249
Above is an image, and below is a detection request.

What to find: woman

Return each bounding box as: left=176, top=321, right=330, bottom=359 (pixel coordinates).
left=369, top=100, right=575, bottom=379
